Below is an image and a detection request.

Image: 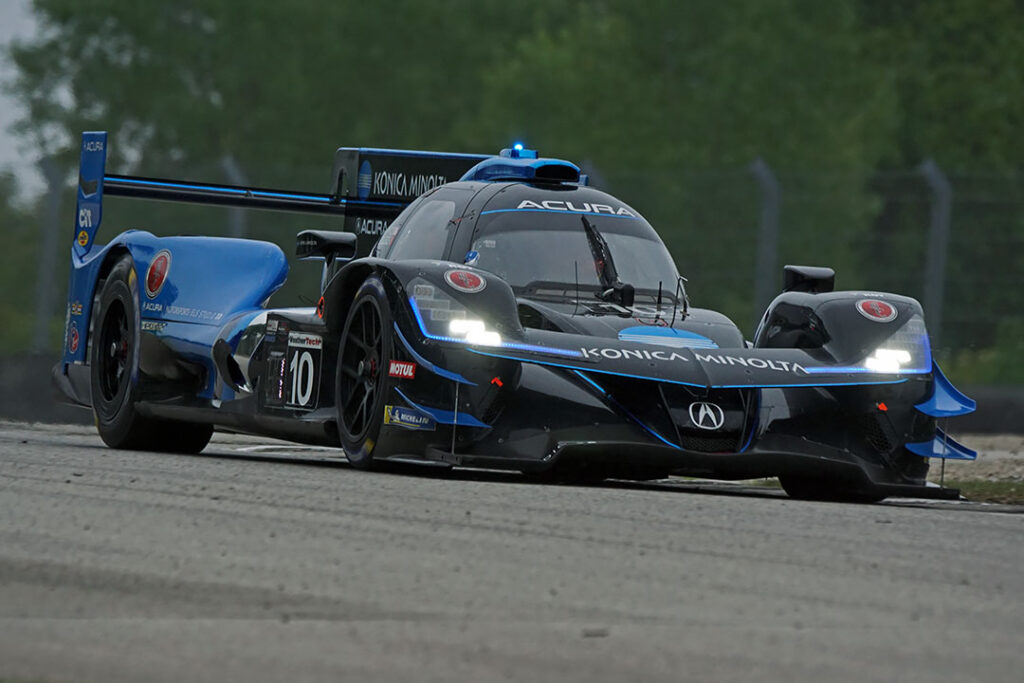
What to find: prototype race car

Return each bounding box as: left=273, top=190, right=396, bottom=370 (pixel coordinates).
left=54, top=132, right=978, bottom=502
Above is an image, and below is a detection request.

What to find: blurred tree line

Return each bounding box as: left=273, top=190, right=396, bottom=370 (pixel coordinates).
left=3, top=0, right=1022, bottom=382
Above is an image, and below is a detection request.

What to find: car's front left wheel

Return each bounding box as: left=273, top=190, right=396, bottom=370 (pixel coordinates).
left=335, top=277, right=394, bottom=469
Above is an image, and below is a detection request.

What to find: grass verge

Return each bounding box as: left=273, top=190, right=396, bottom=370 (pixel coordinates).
left=945, top=480, right=1024, bottom=505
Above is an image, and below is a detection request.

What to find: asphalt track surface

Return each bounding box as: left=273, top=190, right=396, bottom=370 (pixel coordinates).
left=1, top=422, right=1021, bottom=683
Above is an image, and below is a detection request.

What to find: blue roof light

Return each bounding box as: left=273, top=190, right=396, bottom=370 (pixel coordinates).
left=500, top=144, right=538, bottom=160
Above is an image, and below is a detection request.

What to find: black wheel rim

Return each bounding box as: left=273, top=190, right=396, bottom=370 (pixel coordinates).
left=98, top=299, right=131, bottom=403
left=339, top=297, right=384, bottom=440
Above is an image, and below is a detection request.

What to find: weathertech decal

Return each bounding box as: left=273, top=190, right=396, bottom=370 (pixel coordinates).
left=388, top=360, right=416, bottom=379
left=856, top=299, right=897, bottom=322
left=145, top=250, right=172, bottom=299
left=444, top=269, right=486, bottom=293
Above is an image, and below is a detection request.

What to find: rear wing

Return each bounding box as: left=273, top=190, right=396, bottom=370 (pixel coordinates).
left=73, top=131, right=491, bottom=258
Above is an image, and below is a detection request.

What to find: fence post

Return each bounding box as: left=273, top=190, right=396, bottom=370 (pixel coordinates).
left=220, top=155, right=248, bottom=238
left=918, top=158, right=952, bottom=350
left=32, top=157, right=63, bottom=353
left=749, top=157, right=780, bottom=330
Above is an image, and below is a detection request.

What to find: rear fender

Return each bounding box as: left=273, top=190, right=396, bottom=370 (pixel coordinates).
left=62, top=230, right=287, bottom=367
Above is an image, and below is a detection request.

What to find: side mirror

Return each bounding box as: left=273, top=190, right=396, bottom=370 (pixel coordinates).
left=296, top=230, right=358, bottom=262
left=783, top=264, right=835, bottom=294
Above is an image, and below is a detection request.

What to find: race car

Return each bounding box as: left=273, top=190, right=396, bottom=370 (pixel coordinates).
left=54, top=132, right=977, bottom=502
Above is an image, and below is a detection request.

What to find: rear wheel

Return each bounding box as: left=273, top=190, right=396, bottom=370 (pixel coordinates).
left=335, top=278, right=394, bottom=469
left=779, top=476, right=885, bottom=504
left=91, top=256, right=212, bottom=453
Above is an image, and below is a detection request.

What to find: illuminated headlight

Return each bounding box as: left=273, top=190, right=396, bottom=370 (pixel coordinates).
left=449, top=319, right=502, bottom=346
left=864, top=348, right=913, bottom=373
left=860, top=314, right=932, bottom=374
left=408, top=276, right=504, bottom=346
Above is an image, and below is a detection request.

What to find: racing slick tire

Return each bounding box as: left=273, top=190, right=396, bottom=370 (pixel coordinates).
left=90, top=256, right=213, bottom=453
left=335, top=277, right=394, bottom=470
left=779, top=476, right=886, bottom=504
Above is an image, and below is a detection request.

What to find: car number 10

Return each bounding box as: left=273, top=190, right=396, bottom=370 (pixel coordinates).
left=289, top=350, right=315, bottom=406
left=285, top=332, right=322, bottom=408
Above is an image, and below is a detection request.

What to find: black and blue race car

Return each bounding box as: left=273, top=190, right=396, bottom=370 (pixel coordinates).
left=54, top=133, right=978, bottom=502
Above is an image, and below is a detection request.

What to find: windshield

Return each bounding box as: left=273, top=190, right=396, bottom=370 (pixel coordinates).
left=469, top=212, right=680, bottom=301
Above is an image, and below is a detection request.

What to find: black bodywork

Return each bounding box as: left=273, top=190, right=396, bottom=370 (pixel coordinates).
left=55, top=138, right=976, bottom=502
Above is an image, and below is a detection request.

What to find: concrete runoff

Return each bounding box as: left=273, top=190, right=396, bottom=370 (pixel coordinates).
left=0, top=422, right=1021, bottom=683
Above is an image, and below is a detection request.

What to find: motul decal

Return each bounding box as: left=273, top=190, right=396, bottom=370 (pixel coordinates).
left=388, top=360, right=417, bottom=379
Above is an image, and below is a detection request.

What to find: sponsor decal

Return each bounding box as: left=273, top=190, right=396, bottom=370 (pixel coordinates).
left=689, top=402, right=725, bottom=430
left=165, top=305, right=223, bottom=321
left=384, top=405, right=436, bottom=431
left=357, top=160, right=372, bottom=200
left=296, top=234, right=320, bottom=255
left=388, top=360, right=417, bottom=379
left=142, top=301, right=163, bottom=313
left=141, top=320, right=167, bottom=332
left=515, top=199, right=636, bottom=217
left=76, top=230, right=90, bottom=246
left=577, top=347, right=809, bottom=374
left=288, top=331, right=323, bottom=349
left=267, top=319, right=279, bottom=333
left=693, top=352, right=807, bottom=375
left=356, top=217, right=389, bottom=235
left=856, top=299, right=897, bottom=323
left=373, top=170, right=447, bottom=199
left=83, top=139, right=104, bottom=153
left=70, top=301, right=83, bottom=316
left=286, top=332, right=322, bottom=407
left=68, top=322, right=79, bottom=353
left=444, top=269, right=486, bottom=293
left=145, top=250, right=171, bottom=299
left=581, top=347, right=691, bottom=362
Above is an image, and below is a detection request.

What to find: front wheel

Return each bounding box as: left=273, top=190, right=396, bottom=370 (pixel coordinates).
left=90, top=256, right=212, bottom=453
left=335, top=277, right=394, bottom=469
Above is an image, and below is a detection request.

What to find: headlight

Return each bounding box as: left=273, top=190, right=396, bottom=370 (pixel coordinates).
left=408, top=278, right=501, bottom=346
left=861, top=314, right=931, bottom=374
left=406, top=275, right=582, bottom=358
left=448, top=318, right=502, bottom=346
left=864, top=348, right=913, bottom=373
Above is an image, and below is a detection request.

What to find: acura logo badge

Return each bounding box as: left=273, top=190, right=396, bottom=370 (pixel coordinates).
left=689, top=402, right=725, bottom=430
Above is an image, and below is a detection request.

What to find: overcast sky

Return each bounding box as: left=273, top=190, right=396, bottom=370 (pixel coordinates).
left=0, top=0, right=38, bottom=194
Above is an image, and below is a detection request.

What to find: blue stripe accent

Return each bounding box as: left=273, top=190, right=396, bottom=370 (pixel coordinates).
left=572, top=370, right=680, bottom=450
left=480, top=208, right=638, bottom=219
left=107, top=176, right=405, bottom=207
left=394, top=387, right=490, bottom=428
left=468, top=348, right=908, bottom=390
left=408, top=296, right=582, bottom=358
left=803, top=365, right=930, bottom=375
left=393, top=322, right=475, bottom=386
